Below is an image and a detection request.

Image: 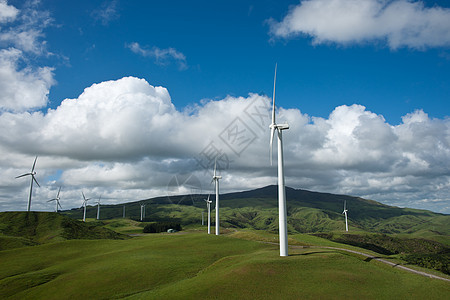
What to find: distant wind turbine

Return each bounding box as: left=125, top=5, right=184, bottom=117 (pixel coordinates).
left=47, top=187, right=62, bottom=212
left=343, top=200, right=349, bottom=232
left=95, top=196, right=101, bottom=220
left=269, top=64, right=290, bottom=257
left=212, top=159, right=222, bottom=235
left=204, top=194, right=212, bottom=234
left=82, top=192, right=91, bottom=222
left=15, top=156, right=40, bottom=212
left=123, top=205, right=126, bottom=218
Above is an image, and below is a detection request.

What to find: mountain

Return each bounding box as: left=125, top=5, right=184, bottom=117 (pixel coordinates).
left=61, top=185, right=449, bottom=239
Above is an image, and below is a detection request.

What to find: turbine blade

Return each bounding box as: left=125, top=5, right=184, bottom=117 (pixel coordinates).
left=32, top=175, right=40, bottom=187
left=344, top=200, right=346, bottom=211
left=31, top=156, right=38, bottom=172
left=58, top=202, right=62, bottom=209
left=272, top=63, right=277, bottom=125
left=214, top=158, right=217, bottom=177
left=82, top=192, right=86, bottom=201
left=15, top=173, right=30, bottom=179
left=207, top=194, right=210, bottom=201
left=47, top=199, right=56, bottom=202
left=269, top=127, right=275, bottom=165
left=57, top=186, right=61, bottom=198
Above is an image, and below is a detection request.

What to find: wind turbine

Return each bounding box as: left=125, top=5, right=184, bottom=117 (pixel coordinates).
left=204, top=194, right=212, bottom=234
left=212, top=159, right=221, bottom=235
left=269, top=64, right=290, bottom=257
left=82, top=192, right=90, bottom=222
left=15, top=156, right=40, bottom=212
left=123, top=205, right=126, bottom=218
left=95, top=196, right=101, bottom=220
left=47, top=186, right=62, bottom=212
left=343, top=200, right=349, bottom=232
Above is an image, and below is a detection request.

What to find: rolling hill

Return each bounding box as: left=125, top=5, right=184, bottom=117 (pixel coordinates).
left=0, top=212, right=127, bottom=250
left=1, top=233, right=449, bottom=299
left=62, top=185, right=449, bottom=238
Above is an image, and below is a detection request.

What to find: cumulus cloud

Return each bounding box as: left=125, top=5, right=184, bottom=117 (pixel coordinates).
left=269, top=0, right=450, bottom=49
left=0, top=76, right=449, bottom=213
left=127, top=42, right=188, bottom=70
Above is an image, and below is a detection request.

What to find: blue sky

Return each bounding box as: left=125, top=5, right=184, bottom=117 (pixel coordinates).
left=1, top=0, right=450, bottom=214
left=12, top=0, right=450, bottom=122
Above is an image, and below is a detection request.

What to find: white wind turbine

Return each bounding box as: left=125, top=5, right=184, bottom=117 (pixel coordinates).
left=269, top=64, right=290, bottom=257
left=204, top=194, right=212, bottom=234
left=212, top=159, right=222, bottom=236
left=47, top=187, right=62, bottom=212
left=343, top=200, right=349, bottom=232
left=82, top=192, right=91, bottom=222
left=95, top=196, right=101, bottom=220
left=15, top=156, right=40, bottom=212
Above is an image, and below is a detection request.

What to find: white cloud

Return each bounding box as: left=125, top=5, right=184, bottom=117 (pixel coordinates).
left=0, top=48, right=54, bottom=112
left=0, top=0, right=52, bottom=54
left=91, top=0, right=119, bottom=25
left=0, top=76, right=449, bottom=213
left=0, top=1, right=55, bottom=112
left=269, top=0, right=450, bottom=49
left=127, top=42, right=188, bottom=70
left=0, top=0, right=18, bottom=23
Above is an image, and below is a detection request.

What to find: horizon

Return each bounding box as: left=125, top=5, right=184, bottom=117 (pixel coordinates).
left=1, top=0, right=449, bottom=214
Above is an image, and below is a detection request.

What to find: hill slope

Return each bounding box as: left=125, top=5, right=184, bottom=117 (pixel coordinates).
left=0, top=233, right=448, bottom=299
left=62, top=185, right=449, bottom=237
left=0, top=212, right=127, bottom=250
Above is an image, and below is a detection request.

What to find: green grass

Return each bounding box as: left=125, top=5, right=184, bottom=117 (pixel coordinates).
left=0, top=212, right=127, bottom=250
left=1, top=232, right=449, bottom=299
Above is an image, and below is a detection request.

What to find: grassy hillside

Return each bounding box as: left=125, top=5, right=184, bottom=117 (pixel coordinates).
left=0, top=212, right=127, bottom=250
left=0, top=233, right=448, bottom=299
left=61, top=186, right=450, bottom=238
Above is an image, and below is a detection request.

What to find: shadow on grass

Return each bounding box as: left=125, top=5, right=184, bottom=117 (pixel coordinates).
left=364, top=256, right=396, bottom=262
left=289, top=250, right=335, bottom=257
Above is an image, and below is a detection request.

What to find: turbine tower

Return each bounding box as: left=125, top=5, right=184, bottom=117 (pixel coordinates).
left=82, top=192, right=90, bottom=222
left=15, top=156, right=40, bottom=212
left=123, top=205, right=126, bottom=218
left=204, top=194, right=212, bottom=234
left=140, top=202, right=146, bottom=221
left=95, top=196, right=101, bottom=220
left=47, top=186, right=62, bottom=212
left=343, top=200, right=349, bottom=232
left=269, top=64, right=290, bottom=257
left=212, top=160, right=221, bottom=235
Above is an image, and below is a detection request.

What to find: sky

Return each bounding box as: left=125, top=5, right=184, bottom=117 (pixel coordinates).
left=0, top=0, right=449, bottom=214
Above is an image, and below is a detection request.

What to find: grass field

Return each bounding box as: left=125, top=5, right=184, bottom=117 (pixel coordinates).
left=1, top=231, right=449, bottom=299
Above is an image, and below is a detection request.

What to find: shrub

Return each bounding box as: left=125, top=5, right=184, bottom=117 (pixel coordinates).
left=143, top=222, right=182, bottom=233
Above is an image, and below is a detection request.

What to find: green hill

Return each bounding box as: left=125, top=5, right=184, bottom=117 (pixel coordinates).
left=0, top=212, right=127, bottom=250
left=62, top=185, right=449, bottom=238
left=0, top=233, right=448, bottom=299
